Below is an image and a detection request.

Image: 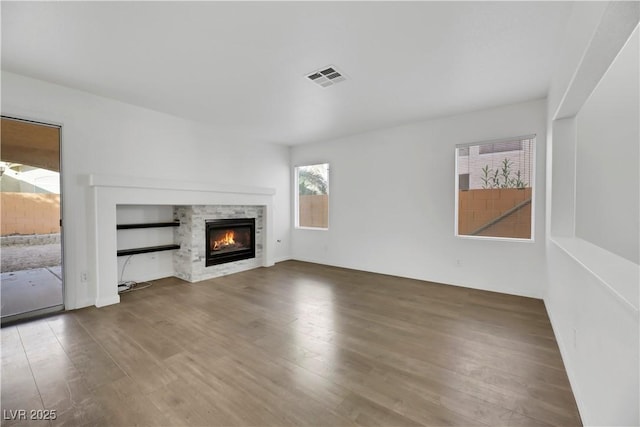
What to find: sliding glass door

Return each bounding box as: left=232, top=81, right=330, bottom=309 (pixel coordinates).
left=1, top=116, right=64, bottom=323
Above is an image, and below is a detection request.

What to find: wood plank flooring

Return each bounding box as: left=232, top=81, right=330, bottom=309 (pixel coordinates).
left=1, top=260, right=581, bottom=426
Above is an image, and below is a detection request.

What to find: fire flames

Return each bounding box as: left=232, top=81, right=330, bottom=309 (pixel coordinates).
left=212, top=230, right=235, bottom=251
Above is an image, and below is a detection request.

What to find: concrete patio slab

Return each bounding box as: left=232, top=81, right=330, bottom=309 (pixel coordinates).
left=1, top=267, right=63, bottom=318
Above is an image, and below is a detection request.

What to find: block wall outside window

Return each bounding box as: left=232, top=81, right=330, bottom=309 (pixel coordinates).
left=456, top=136, right=535, bottom=240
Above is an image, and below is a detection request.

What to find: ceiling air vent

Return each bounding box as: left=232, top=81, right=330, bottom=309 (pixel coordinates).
left=306, top=66, right=347, bottom=88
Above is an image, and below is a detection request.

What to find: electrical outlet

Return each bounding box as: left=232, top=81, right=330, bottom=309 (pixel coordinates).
left=80, top=271, right=88, bottom=283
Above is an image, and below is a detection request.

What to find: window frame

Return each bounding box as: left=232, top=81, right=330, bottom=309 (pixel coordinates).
left=294, top=162, right=330, bottom=230
left=454, top=135, right=536, bottom=243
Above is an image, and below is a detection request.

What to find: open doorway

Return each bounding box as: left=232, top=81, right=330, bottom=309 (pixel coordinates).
left=1, top=116, right=64, bottom=323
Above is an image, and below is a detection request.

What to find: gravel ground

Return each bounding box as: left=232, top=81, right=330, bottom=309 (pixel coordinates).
left=1, top=243, right=62, bottom=272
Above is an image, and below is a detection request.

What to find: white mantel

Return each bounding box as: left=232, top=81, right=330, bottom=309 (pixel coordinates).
left=87, top=174, right=275, bottom=307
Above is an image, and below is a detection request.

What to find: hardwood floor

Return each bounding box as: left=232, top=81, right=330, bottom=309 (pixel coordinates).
left=1, top=260, right=581, bottom=426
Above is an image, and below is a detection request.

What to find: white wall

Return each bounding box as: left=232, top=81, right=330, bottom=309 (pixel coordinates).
left=1, top=71, right=292, bottom=309
left=575, top=28, right=639, bottom=264
left=546, top=2, right=640, bottom=425
left=291, top=99, right=547, bottom=299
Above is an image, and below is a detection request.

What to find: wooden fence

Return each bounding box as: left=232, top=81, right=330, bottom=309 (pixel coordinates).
left=299, top=194, right=328, bottom=228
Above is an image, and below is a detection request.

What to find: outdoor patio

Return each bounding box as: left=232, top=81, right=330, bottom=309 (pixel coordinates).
left=1, top=239, right=62, bottom=318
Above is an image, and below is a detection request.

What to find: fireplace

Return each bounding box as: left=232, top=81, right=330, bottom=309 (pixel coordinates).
left=205, top=218, right=256, bottom=266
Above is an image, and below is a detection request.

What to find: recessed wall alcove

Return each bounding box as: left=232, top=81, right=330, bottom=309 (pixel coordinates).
left=87, top=175, right=275, bottom=308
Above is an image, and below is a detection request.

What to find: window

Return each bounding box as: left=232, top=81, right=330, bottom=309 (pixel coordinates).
left=455, top=136, right=535, bottom=240
left=295, top=163, right=329, bottom=229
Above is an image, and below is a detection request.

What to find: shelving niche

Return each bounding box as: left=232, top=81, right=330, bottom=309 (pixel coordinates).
left=116, top=206, right=180, bottom=257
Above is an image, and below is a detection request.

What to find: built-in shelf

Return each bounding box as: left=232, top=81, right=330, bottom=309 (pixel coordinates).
left=117, top=244, right=180, bottom=257
left=116, top=220, right=180, bottom=256
left=116, top=221, right=180, bottom=229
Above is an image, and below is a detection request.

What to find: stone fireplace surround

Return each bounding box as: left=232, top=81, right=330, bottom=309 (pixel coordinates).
left=174, top=205, right=264, bottom=282
left=88, top=175, right=275, bottom=308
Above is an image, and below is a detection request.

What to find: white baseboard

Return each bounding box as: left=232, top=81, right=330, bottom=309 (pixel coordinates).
left=289, top=257, right=543, bottom=300
left=70, top=297, right=94, bottom=310
left=544, top=298, right=588, bottom=425
left=95, top=295, right=120, bottom=308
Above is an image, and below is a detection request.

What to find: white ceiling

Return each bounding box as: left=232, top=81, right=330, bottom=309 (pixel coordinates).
left=1, top=1, right=574, bottom=146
